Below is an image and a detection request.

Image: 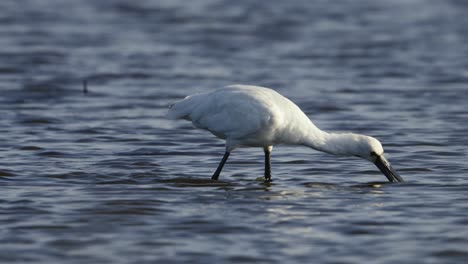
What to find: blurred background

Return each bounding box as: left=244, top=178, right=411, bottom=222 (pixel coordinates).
left=1, top=0, right=467, bottom=263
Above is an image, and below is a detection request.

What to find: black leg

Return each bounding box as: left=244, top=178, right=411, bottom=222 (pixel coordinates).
left=211, top=152, right=230, bottom=180
left=264, top=147, right=272, bottom=182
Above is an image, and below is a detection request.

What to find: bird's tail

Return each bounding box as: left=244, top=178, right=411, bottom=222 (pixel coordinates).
left=166, top=95, right=200, bottom=120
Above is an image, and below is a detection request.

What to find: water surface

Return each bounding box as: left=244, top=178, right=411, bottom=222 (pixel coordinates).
left=1, top=0, right=468, bottom=263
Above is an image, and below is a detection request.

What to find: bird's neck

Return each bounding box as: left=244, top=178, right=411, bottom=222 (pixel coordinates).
left=303, top=127, right=360, bottom=156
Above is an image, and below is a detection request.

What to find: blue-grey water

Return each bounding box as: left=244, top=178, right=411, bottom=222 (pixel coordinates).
left=1, top=0, right=468, bottom=263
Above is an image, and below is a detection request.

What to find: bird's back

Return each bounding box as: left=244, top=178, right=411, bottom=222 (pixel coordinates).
left=168, top=85, right=314, bottom=147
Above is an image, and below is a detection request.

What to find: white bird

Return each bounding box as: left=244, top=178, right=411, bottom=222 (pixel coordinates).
left=167, top=85, right=403, bottom=183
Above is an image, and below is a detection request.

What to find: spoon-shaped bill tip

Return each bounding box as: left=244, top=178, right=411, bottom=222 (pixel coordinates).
left=374, top=155, right=404, bottom=183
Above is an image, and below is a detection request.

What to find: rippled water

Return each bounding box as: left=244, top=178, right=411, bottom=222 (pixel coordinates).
left=1, top=0, right=468, bottom=263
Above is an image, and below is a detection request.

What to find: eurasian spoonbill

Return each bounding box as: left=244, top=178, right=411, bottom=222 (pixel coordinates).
left=168, top=85, right=403, bottom=183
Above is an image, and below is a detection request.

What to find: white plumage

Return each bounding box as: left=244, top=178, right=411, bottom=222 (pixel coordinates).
left=168, top=85, right=403, bottom=183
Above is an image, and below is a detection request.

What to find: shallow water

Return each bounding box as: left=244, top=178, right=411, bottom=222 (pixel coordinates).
left=1, top=0, right=468, bottom=263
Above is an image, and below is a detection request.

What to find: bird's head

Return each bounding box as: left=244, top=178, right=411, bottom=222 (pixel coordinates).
left=353, top=135, right=404, bottom=183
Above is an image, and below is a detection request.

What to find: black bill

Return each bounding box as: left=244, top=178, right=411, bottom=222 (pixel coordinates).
left=374, top=155, right=404, bottom=183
